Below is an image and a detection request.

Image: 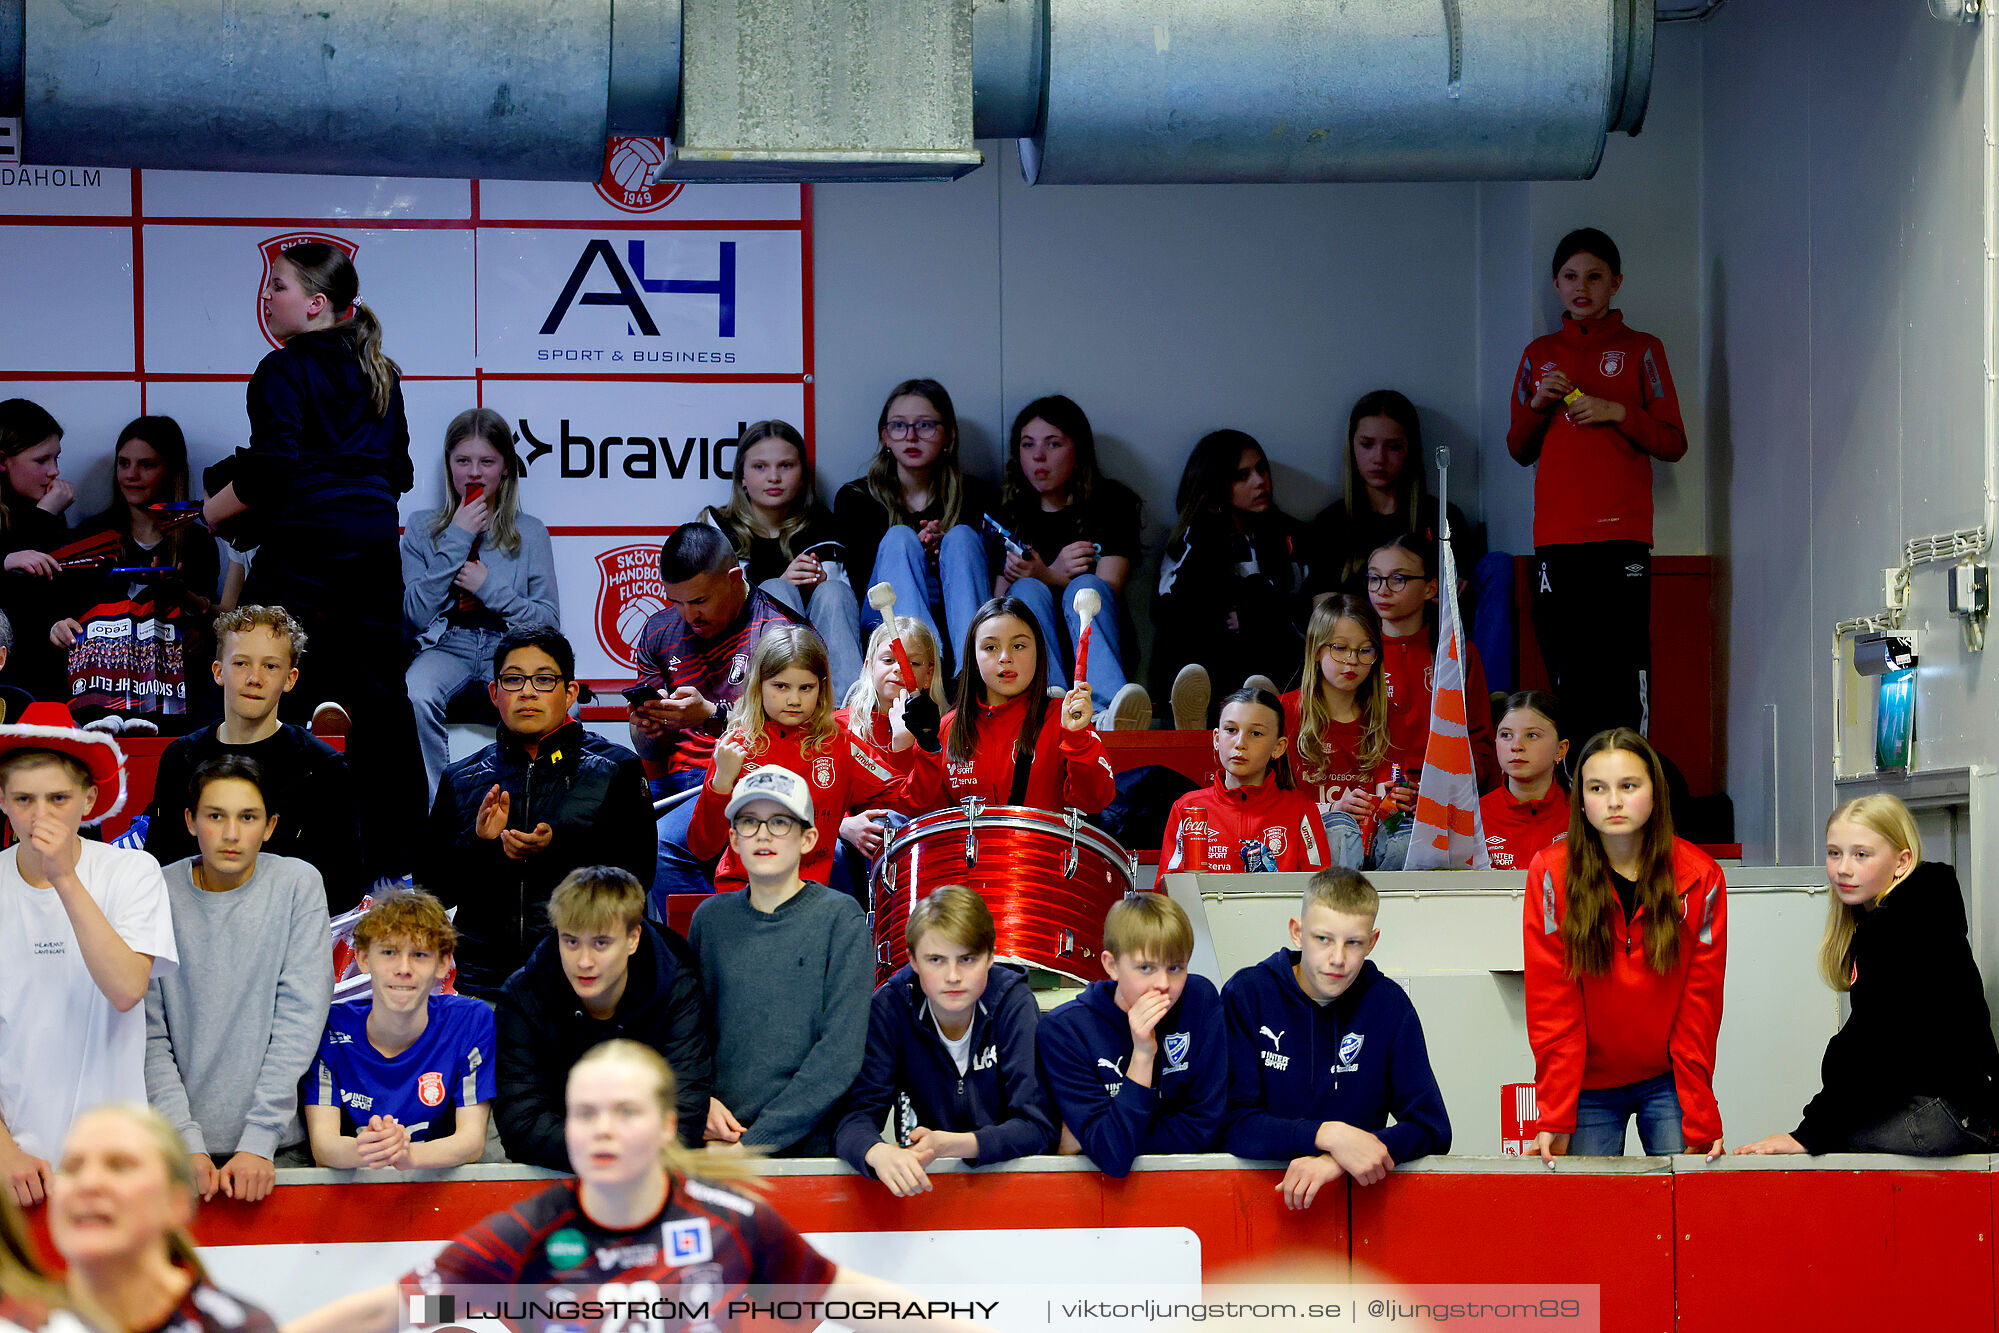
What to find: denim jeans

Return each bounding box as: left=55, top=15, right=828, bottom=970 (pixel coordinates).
left=760, top=572, right=863, bottom=701
left=1840, top=1096, right=1992, bottom=1156
left=1322, top=809, right=1413, bottom=872
left=649, top=769, right=713, bottom=917
left=1571, top=1072, right=1685, bottom=1155
left=406, top=625, right=506, bottom=802
left=866, top=524, right=990, bottom=673
left=1009, top=574, right=1131, bottom=713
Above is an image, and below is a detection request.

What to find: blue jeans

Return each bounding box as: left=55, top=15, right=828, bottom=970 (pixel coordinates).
left=649, top=769, right=714, bottom=915
left=761, top=573, right=863, bottom=702
left=406, top=626, right=506, bottom=802
left=1323, top=809, right=1412, bottom=872
left=1009, top=574, right=1130, bottom=713
left=1468, top=550, right=1516, bottom=696
left=1571, top=1072, right=1685, bottom=1155
left=866, top=524, right=990, bottom=673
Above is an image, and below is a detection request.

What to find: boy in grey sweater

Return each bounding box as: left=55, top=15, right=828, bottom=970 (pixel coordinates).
left=144, top=754, right=333, bottom=1201
left=686, top=763, right=870, bottom=1158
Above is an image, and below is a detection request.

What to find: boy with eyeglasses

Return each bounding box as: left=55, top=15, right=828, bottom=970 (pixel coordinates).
left=686, top=765, right=870, bottom=1157
left=144, top=605, right=368, bottom=911
left=418, top=628, right=656, bottom=996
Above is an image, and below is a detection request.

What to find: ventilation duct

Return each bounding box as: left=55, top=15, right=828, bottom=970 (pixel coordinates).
left=2, top=0, right=1654, bottom=185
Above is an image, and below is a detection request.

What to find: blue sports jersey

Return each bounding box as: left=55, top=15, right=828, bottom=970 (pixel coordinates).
left=302, top=994, right=495, bottom=1140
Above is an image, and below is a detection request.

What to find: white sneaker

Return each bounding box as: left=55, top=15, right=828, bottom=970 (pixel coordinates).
left=1242, top=673, right=1280, bottom=699
left=119, top=716, right=160, bottom=736
left=1171, top=664, right=1211, bottom=730
left=1096, top=683, right=1152, bottom=732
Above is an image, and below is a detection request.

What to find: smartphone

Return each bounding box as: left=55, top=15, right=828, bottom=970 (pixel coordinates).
left=622, top=686, right=664, bottom=707
left=795, top=540, right=845, bottom=563
left=461, top=483, right=485, bottom=506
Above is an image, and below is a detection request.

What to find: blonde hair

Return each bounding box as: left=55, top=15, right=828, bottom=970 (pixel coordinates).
left=424, top=407, right=525, bottom=557
left=353, top=887, right=457, bottom=955
left=1302, top=867, right=1379, bottom=920
left=706, top=421, right=818, bottom=560
left=570, top=1041, right=762, bottom=1187
left=63, top=1105, right=208, bottom=1284
left=1296, top=597, right=1389, bottom=783
left=1103, top=893, right=1193, bottom=966
left=1, top=1189, right=70, bottom=1319
left=905, top=885, right=996, bottom=955
left=843, top=617, right=947, bottom=729
left=1818, top=795, right=1924, bottom=991
left=273, top=244, right=399, bottom=417
left=725, top=624, right=836, bottom=757
left=212, top=604, right=307, bottom=665
left=548, top=866, right=647, bottom=937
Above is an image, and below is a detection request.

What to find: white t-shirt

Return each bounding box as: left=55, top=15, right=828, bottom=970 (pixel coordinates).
left=929, top=1008, right=975, bottom=1077
left=0, top=840, right=177, bottom=1160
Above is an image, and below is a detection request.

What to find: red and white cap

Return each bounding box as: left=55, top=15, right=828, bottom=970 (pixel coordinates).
left=0, top=702, right=128, bottom=823
left=723, top=764, right=815, bottom=827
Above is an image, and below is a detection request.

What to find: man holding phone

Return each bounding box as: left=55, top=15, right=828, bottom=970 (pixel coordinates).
left=626, top=523, right=803, bottom=905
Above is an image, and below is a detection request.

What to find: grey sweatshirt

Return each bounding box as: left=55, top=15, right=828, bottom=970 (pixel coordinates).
left=400, top=509, right=560, bottom=652
left=686, top=882, right=871, bottom=1155
left=143, top=854, right=333, bottom=1160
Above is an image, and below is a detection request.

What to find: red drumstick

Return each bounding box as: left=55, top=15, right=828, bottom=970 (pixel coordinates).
left=866, top=581, right=918, bottom=692
left=1073, top=586, right=1102, bottom=686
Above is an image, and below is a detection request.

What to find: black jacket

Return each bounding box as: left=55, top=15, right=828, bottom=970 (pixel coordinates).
left=832, top=962, right=1056, bottom=1177
left=419, top=719, right=657, bottom=994
left=494, top=919, right=713, bottom=1165
left=1795, top=861, right=1999, bottom=1151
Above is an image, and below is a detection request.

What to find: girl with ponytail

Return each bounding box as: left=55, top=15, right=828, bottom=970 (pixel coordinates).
left=288, top=1042, right=985, bottom=1333
left=48, top=1104, right=275, bottom=1331
left=201, top=241, right=424, bottom=871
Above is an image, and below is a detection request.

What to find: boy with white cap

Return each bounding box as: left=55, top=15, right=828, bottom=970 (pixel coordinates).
left=686, top=764, right=871, bottom=1158
left=0, top=703, right=176, bottom=1209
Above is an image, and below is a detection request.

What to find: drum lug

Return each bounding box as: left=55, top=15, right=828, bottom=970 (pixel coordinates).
left=960, top=796, right=985, bottom=865
left=1064, top=807, right=1085, bottom=878
left=883, top=860, right=896, bottom=895
left=1057, top=927, right=1077, bottom=956
left=877, top=939, right=890, bottom=966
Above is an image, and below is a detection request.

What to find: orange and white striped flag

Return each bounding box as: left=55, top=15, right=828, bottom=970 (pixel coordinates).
left=1405, top=463, right=1490, bottom=870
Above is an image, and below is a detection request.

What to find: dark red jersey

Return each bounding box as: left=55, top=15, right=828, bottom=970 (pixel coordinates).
left=630, top=589, right=803, bottom=777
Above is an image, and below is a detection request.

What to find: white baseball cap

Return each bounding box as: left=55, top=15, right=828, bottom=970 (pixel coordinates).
left=723, top=764, right=816, bottom=826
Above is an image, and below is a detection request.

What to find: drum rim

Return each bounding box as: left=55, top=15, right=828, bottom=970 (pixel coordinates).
left=879, top=805, right=1133, bottom=882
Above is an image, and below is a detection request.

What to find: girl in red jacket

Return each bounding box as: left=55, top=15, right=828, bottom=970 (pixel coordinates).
left=1280, top=595, right=1409, bottom=870
left=940, top=595, right=1115, bottom=813
left=690, top=623, right=941, bottom=892
left=1524, top=728, right=1727, bottom=1164
left=1367, top=534, right=1498, bottom=792
left=1480, top=690, right=1570, bottom=874
left=1506, top=227, right=1686, bottom=750
left=1158, top=687, right=1329, bottom=884
left=833, top=615, right=948, bottom=865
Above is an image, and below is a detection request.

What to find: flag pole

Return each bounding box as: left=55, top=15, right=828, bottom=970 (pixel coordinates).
left=1436, top=446, right=1451, bottom=542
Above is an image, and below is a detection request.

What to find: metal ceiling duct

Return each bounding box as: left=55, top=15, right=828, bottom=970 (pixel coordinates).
left=1021, top=0, right=1655, bottom=183
left=2, top=0, right=1655, bottom=185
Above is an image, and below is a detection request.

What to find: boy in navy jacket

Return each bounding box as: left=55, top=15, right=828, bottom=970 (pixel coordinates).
left=1224, top=868, right=1450, bottom=1209
left=834, top=886, right=1056, bottom=1193
left=1038, top=893, right=1227, bottom=1177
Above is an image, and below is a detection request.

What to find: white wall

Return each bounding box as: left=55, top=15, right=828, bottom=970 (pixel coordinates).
left=1704, top=0, right=1992, bottom=865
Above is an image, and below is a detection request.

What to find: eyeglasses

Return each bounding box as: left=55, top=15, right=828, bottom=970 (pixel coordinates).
left=885, top=419, right=945, bottom=442
left=497, top=672, right=565, bottom=693
left=1323, top=643, right=1379, bottom=663
left=732, top=812, right=805, bottom=838
left=1364, top=572, right=1423, bottom=592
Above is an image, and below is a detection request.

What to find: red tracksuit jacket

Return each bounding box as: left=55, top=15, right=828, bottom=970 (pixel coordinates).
left=1505, top=310, right=1687, bottom=548
left=1278, top=689, right=1393, bottom=809
left=689, top=719, right=941, bottom=891
left=1522, top=838, right=1728, bottom=1146
left=933, top=694, right=1117, bottom=813
left=1378, top=630, right=1499, bottom=793
left=1480, top=786, right=1569, bottom=874
left=1156, top=774, right=1330, bottom=887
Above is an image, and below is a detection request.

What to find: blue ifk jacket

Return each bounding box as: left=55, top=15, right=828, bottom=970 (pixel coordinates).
left=1037, top=975, right=1227, bottom=1177
left=1222, top=949, right=1451, bottom=1165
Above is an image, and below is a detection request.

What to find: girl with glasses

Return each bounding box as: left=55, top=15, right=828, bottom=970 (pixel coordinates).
left=687, top=624, right=940, bottom=901
left=993, top=395, right=1150, bottom=730
left=401, top=407, right=557, bottom=801
left=699, top=419, right=862, bottom=699
left=1282, top=597, right=1407, bottom=871
left=1151, top=430, right=1310, bottom=730
left=832, top=380, right=997, bottom=676
left=1367, top=534, right=1498, bottom=795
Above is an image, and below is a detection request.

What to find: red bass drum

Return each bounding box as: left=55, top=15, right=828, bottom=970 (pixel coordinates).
left=871, top=800, right=1139, bottom=985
